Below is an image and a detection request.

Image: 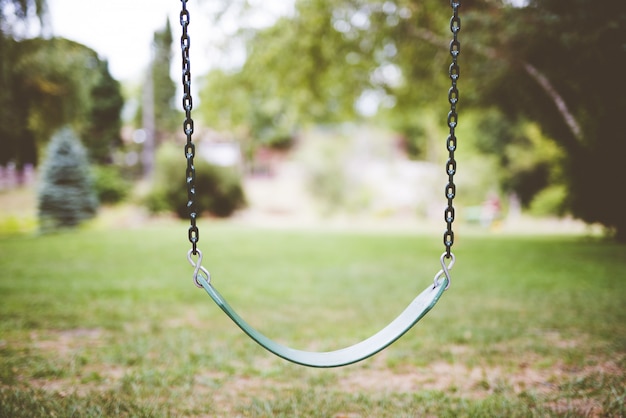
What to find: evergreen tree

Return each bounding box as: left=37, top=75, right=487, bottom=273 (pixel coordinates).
left=38, top=127, right=98, bottom=230
left=151, top=18, right=177, bottom=140
left=82, top=59, right=124, bottom=164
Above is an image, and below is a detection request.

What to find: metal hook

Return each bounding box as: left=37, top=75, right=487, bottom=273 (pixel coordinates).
left=433, top=252, right=455, bottom=290
left=187, top=249, right=211, bottom=288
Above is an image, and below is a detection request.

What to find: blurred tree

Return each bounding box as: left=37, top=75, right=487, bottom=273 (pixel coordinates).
left=0, top=0, right=48, bottom=36
left=1, top=37, right=87, bottom=169
left=0, top=37, right=37, bottom=170
left=0, top=0, right=48, bottom=174
left=38, top=126, right=98, bottom=230
left=199, top=0, right=378, bottom=146
left=465, top=0, right=626, bottom=240
left=145, top=143, right=245, bottom=218
left=1, top=37, right=123, bottom=169
left=200, top=0, right=459, bottom=150
left=151, top=18, right=178, bottom=140
left=81, top=59, right=124, bottom=164
left=15, top=39, right=95, bottom=146
left=137, top=19, right=177, bottom=178
left=200, top=0, right=626, bottom=238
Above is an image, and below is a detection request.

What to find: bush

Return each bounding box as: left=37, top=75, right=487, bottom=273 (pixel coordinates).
left=38, top=127, right=98, bottom=230
left=528, top=185, right=568, bottom=217
left=92, top=165, right=130, bottom=204
left=146, top=143, right=246, bottom=218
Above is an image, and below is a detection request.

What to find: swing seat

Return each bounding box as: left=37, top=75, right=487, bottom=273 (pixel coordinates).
left=195, top=274, right=448, bottom=368
left=180, top=0, right=460, bottom=368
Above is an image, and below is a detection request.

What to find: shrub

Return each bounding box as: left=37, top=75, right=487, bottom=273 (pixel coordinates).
left=146, top=143, right=246, bottom=218
left=528, top=185, right=568, bottom=217
left=38, top=127, right=98, bottom=230
left=92, top=165, right=130, bottom=204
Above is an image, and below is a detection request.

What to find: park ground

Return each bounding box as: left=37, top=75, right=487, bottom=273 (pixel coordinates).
left=0, top=169, right=624, bottom=417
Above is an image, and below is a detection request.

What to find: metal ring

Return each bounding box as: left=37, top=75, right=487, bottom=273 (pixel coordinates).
left=445, top=183, right=456, bottom=199
left=433, top=252, right=455, bottom=290
left=450, top=16, right=461, bottom=33
left=187, top=249, right=211, bottom=288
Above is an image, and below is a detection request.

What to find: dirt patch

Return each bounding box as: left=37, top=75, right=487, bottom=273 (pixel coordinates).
left=22, top=328, right=119, bottom=396
left=18, top=329, right=625, bottom=416
left=30, top=328, right=105, bottom=355
left=333, top=350, right=624, bottom=417
left=195, top=346, right=624, bottom=415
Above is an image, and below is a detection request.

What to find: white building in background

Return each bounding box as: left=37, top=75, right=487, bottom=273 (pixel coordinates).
left=197, top=131, right=243, bottom=168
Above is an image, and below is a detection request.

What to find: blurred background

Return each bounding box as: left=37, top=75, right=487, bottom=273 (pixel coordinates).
left=1, top=0, right=624, bottom=238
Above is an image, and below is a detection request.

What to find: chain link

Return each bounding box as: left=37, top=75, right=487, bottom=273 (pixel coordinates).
left=443, top=0, right=460, bottom=259
left=179, top=0, right=457, bottom=259
left=180, top=0, right=198, bottom=255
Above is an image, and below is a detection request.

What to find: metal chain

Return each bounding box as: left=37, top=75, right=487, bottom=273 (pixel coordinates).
left=179, top=0, right=457, bottom=268
left=443, top=0, right=460, bottom=260
left=180, top=0, right=198, bottom=255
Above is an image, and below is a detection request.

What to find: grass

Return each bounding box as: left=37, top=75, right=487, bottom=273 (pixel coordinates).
left=0, top=220, right=625, bottom=417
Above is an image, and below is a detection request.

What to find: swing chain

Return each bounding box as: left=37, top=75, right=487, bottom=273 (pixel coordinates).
left=180, top=0, right=199, bottom=255
left=444, top=0, right=460, bottom=260
left=179, top=0, right=457, bottom=288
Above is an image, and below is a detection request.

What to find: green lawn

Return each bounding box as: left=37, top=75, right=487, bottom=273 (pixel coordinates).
left=0, top=221, right=624, bottom=417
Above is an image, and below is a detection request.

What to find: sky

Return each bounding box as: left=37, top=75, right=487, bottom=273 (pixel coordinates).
left=47, top=0, right=206, bottom=82
left=45, top=1, right=529, bottom=83
left=46, top=0, right=293, bottom=83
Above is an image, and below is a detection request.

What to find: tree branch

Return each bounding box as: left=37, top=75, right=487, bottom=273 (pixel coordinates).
left=521, top=62, right=582, bottom=140
left=412, top=28, right=583, bottom=141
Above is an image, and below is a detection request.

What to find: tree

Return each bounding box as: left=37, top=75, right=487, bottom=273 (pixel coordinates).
left=0, top=0, right=46, bottom=20
left=1, top=37, right=124, bottom=170
left=199, top=0, right=626, bottom=238
left=81, top=59, right=124, bottom=164
left=199, top=0, right=455, bottom=143
left=151, top=18, right=178, bottom=139
left=0, top=0, right=48, bottom=172
left=138, top=19, right=177, bottom=178
left=0, top=0, right=48, bottom=37
left=465, top=0, right=626, bottom=240
left=146, top=143, right=246, bottom=218
left=38, top=127, right=98, bottom=230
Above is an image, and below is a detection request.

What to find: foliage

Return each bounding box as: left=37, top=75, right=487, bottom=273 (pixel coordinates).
left=1, top=37, right=124, bottom=168
left=91, top=165, right=130, bottom=205
left=298, top=129, right=364, bottom=213
left=16, top=38, right=92, bottom=152
left=465, top=0, right=626, bottom=239
left=37, top=126, right=98, bottom=230
left=528, top=184, right=567, bottom=217
left=0, top=0, right=48, bottom=37
left=199, top=0, right=382, bottom=146
left=200, top=0, right=626, bottom=238
left=455, top=109, right=567, bottom=209
left=145, top=143, right=246, bottom=218
left=0, top=215, right=37, bottom=236
left=0, top=36, right=38, bottom=168
left=80, top=59, right=124, bottom=164
left=151, top=18, right=178, bottom=139
left=1, top=0, right=117, bottom=169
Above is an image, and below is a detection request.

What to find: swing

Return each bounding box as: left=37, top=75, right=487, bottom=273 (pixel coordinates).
left=179, top=0, right=461, bottom=368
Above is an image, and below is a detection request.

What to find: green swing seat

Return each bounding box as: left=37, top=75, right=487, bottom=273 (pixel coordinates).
left=191, top=251, right=451, bottom=368
left=180, top=0, right=460, bottom=368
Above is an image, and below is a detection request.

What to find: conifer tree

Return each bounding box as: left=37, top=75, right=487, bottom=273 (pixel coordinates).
left=81, top=59, right=124, bottom=164
left=151, top=19, right=178, bottom=139
left=38, top=127, right=98, bottom=230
